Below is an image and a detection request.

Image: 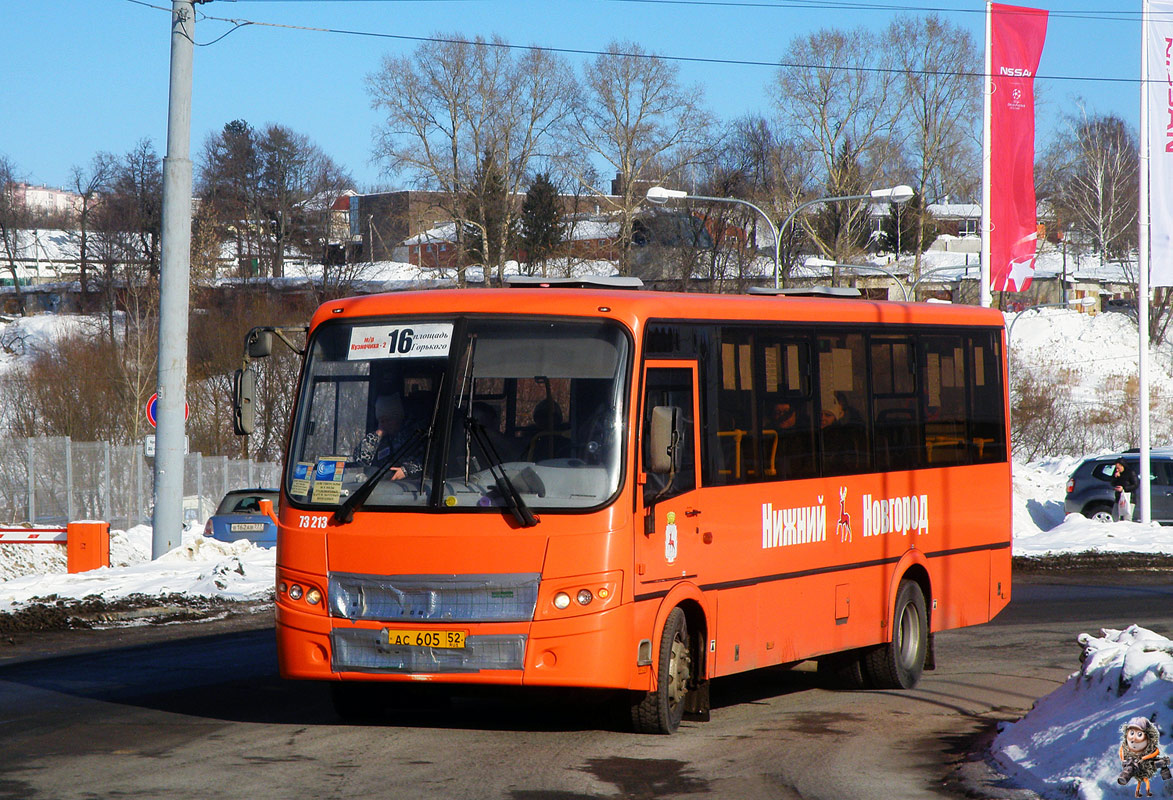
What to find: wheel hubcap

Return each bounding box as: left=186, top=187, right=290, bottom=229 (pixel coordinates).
left=667, top=635, right=690, bottom=706
left=897, top=603, right=922, bottom=670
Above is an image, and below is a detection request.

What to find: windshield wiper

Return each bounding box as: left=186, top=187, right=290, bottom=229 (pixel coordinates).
left=332, top=428, right=426, bottom=525
left=465, top=413, right=540, bottom=528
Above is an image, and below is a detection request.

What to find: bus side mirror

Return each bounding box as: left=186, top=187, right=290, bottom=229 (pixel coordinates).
left=233, top=368, right=257, bottom=436
left=247, top=329, right=274, bottom=359
left=258, top=498, right=279, bottom=526
left=647, top=405, right=680, bottom=474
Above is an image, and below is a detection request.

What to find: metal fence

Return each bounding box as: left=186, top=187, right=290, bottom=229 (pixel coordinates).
left=0, top=436, right=280, bottom=529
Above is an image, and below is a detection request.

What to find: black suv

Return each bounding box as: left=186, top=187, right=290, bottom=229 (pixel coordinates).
left=1064, top=449, right=1173, bottom=523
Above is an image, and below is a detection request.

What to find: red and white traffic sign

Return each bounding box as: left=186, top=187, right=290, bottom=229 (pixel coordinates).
left=146, top=393, right=189, bottom=428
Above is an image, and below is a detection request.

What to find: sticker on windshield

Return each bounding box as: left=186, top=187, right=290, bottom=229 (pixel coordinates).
left=310, top=457, right=346, bottom=504
left=289, top=461, right=313, bottom=497
left=348, top=323, right=454, bottom=360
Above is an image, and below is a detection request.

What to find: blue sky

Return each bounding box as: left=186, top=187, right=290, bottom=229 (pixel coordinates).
left=1, top=1, right=1146, bottom=194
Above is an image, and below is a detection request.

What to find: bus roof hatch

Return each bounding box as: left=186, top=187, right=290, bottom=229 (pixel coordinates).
left=504, top=276, right=644, bottom=290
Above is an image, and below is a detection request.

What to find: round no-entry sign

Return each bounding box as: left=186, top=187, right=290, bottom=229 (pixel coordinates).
left=146, top=393, right=190, bottom=428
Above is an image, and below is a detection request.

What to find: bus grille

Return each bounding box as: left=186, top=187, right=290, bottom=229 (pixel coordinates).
left=331, top=629, right=527, bottom=673
left=328, top=572, right=541, bottom=622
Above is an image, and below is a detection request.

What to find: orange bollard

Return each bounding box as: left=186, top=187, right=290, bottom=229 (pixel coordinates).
left=66, top=521, right=111, bottom=573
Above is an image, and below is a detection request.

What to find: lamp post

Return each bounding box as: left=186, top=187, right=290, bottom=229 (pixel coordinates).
left=646, top=185, right=914, bottom=289
left=910, top=265, right=980, bottom=301
left=806, top=257, right=909, bottom=301
left=1006, top=296, right=1097, bottom=345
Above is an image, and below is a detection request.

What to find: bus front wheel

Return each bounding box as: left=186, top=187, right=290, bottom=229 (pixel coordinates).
left=631, top=607, right=691, bottom=734
left=864, top=579, right=928, bottom=689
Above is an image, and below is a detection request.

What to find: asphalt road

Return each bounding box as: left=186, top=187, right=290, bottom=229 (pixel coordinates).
left=1, top=577, right=1171, bottom=800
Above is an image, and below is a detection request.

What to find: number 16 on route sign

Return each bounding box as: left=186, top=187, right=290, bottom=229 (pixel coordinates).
left=146, top=392, right=189, bottom=428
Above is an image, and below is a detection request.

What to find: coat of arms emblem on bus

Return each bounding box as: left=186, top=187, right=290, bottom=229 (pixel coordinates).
left=664, top=511, right=678, bottom=564
left=836, top=486, right=853, bottom=543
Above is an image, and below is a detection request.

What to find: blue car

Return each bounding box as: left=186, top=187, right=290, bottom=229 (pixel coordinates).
left=203, top=488, right=279, bottom=547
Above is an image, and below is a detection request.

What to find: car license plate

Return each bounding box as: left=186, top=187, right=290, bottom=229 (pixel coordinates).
left=383, top=629, right=466, bottom=649
left=230, top=522, right=266, bottom=532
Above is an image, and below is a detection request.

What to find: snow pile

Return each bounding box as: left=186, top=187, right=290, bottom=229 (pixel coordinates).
left=0, top=526, right=275, bottom=609
left=992, top=625, right=1173, bottom=800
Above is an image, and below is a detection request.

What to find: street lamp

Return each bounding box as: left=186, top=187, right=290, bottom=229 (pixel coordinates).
left=806, top=257, right=909, bottom=301
left=910, top=265, right=980, bottom=301
left=1006, top=296, right=1098, bottom=347
left=646, top=184, right=914, bottom=289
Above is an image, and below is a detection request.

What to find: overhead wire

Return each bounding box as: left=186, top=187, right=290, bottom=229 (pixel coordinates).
left=123, top=0, right=1150, bottom=85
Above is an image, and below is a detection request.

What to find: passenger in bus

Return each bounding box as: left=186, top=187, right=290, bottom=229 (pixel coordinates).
left=526, top=398, right=573, bottom=460
left=470, top=401, right=519, bottom=462
left=821, top=391, right=865, bottom=473
left=767, top=400, right=814, bottom=479
left=352, top=393, right=424, bottom=479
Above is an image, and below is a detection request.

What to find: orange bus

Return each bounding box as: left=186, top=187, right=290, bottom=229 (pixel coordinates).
left=237, top=278, right=1011, bottom=733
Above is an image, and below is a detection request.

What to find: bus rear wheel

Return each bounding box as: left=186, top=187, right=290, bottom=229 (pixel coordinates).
left=864, top=579, right=928, bottom=689
left=631, top=608, right=691, bottom=734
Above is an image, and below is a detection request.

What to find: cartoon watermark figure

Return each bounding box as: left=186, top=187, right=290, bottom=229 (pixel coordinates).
left=836, top=486, right=852, bottom=543
left=1117, top=716, right=1172, bottom=797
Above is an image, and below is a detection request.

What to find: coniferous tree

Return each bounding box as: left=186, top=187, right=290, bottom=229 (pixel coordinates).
left=880, top=190, right=936, bottom=255
left=464, top=151, right=509, bottom=278
left=519, top=172, right=563, bottom=276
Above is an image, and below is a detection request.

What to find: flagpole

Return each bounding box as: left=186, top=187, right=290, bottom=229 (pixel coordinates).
left=981, top=0, right=994, bottom=308
left=1139, top=0, right=1153, bottom=523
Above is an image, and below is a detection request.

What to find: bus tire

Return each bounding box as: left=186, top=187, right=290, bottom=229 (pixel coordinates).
left=817, top=648, right=871, bottom=689
left=631, top=607, right=691, bottom=734
left=864, top=579, right=927, bottom=689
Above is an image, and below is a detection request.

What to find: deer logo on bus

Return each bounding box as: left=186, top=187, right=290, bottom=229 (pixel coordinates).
left=836, top=486, right=853, bottom=543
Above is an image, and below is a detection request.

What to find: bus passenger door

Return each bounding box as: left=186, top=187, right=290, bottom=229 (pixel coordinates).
left=637, top=362, right=701, bottom=588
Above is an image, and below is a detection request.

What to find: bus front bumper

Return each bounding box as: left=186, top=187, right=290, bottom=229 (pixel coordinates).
left=276, top=601, right=637, bottom=689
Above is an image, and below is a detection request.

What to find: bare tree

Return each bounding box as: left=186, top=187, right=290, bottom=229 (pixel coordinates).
left=571, top=41, right=716, bottom=276
left=102, top=139, right=163, bottom=279
left=1041, top=107, right=1138, bottom=261
left=771, top=27, right=908, bottom=263
left=715, top=116, right=814, bottom=285
left=890, top=13, right=982, bottom=272
left=68, top=152, right=118, bottom=297
left=0, top=155, right=28, bottom=315
left=368, top=35, right=575, bottom=283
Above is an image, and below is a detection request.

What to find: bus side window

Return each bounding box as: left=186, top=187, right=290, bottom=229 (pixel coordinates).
left=922, top=336, right=969, bottom=466
left=642, top=367, right=696, bottom=505
left=817, top=334, right=871, bottom=477
left=759, top=338, right=816, bottom=481
left=714, top=333, right=759, bottom=483
left=968, top=333, right=1006, bottom=463
left=871, top=336, right=922, bottom=472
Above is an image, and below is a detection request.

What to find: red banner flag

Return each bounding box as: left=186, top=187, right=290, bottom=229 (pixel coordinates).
left=989, top=3, right=1048, bottom=292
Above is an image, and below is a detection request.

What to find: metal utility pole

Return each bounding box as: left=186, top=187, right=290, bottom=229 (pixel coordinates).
left=152, top=0, right=196, bottom=558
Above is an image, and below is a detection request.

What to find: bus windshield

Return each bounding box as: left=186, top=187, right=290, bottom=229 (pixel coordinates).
left=286, top=317, right=630, bottom=512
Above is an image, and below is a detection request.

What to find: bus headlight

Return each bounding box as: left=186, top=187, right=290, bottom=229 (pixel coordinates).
left=539, top=571, right=622, bottom=619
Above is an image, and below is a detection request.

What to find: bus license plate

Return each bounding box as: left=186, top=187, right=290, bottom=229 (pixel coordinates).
left=230, top=523, right=266, bottom=532
left=383, top=629, right=466, bottom=649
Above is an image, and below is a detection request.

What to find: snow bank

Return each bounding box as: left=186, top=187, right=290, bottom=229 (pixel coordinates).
left=992, top=626, right=1173, bottom=800
left=0, top=526, right=275, bottom=609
